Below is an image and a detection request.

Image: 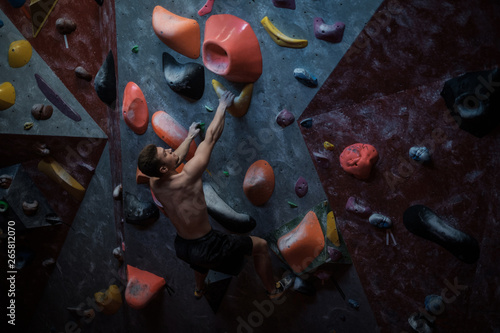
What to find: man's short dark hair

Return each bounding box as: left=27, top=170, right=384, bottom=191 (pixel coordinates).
left=138, top=144, right=163, bottom=178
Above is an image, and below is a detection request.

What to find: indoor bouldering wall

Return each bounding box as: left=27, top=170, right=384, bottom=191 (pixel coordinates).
left=0, top=0, right=499, bottom=332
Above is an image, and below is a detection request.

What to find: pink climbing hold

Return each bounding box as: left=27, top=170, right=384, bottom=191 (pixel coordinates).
left=294, top=177, right=308, bottom=198
left=198, top=0, right=214, bottom=16
left=276, top=109, right=295, bottom=128
left=272, top=0, right=296, bottom=10
left=314, top=17, right=345, bottom=43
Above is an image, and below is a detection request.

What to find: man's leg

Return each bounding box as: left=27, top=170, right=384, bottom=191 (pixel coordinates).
left=250, top=236, right=276, bottom=294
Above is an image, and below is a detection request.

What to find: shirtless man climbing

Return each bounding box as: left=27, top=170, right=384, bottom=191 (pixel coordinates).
left=138, top=91, right=292, bottom=299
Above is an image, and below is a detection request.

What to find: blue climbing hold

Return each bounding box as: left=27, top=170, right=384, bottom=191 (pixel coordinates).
left=425, top=295, right=445, bottom=315
left=293, top=68, right=318, bottom=87
left=348, top=299, right=359, bottom=309
left=300, top=118, right=313, bottom=128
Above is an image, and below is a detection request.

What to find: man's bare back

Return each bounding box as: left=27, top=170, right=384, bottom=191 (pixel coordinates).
left=150, top=170, right=211, bottom=239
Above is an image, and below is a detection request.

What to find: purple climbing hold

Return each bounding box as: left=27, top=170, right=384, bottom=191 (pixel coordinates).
left=276, top=109, right=295, bottom=128
left=313, top=152, right=330, bottom=169
left=272, top=0, right=295, bottom=10
left=314, top=17, right=345, bottom=43
left=294, top=177, right=308, bottom=198
left=328, top=246, right=343, bottom=262
left=345, top=196, right=372, bottom=217
left=35, top=74, right=82, bottom=121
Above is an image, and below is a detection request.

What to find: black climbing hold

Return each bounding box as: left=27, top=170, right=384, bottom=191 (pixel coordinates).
left=94, top=50, right=117, bottom=105
left=300, top=118, right=313, bottom=128
left=94, top=0, right=103, bottom=5
left=163, top=52, right=205, bottom=101
left=441, top=68, right=500, bottom=137
left=203, top=183, right=256, bottom=234
left=124, top=192, right=160, bottom=225
left=403, top=205, right=480, bottom=264
left=292, top=277, right=315, bottom=296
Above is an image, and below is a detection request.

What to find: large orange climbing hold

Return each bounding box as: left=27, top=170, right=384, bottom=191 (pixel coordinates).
left=151, top=111, right=197, bottom=161
left=203, top=14, right=262, bottom=83
left=125, top=265, right=166, bottom=310
left=152, top=6, right=200, bottom=59
left=243, top=160, right=275, bottom=206
left=278, top=211, right=325, bottom=273
left=339, top=143, right=379, bottom=180
left=122, top=82, right=148, bottom=135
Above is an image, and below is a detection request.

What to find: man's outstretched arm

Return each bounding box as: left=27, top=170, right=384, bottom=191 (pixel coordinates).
left=183, top=91, right=235, bottom=179
left=173, top=122, right=200, bottom=166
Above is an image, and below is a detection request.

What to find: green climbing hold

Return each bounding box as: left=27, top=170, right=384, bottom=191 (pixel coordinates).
left=0, top=200, right=8, bottom=213
left=205, top=105, right=213, bottom=112
left=132, top=45, right=139, bottom=53
left=288, top=201, right=298, bottom=208
left=223, top=171, right=229, bottom=177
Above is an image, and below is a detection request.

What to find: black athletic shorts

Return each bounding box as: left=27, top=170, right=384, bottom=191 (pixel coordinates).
left=174, top=229, right=253, bottom=275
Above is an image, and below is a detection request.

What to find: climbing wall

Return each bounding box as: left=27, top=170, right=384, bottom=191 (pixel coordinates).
left=0, top=0, right=499, bottom=332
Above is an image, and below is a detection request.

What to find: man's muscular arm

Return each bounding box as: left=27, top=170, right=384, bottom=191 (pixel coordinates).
left=183, top=91, right=235, bottom=179
left=173, top=122, right=200, bottom=166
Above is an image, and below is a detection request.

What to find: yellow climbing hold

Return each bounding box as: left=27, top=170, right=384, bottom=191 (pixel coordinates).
left=0, top=82, right=16, bottom=111
left=94, top=285, right=122, bottom=315
left=326, top=211, right=340, bottom=247
left=260, top=16, right=308, bottom=49
left=323, top=141, right=335, bottom=150
left=8, top=40, right=33, bottom=68
left=37, top=157, right=86, bottom=201
left=212, top=79, right=253, bottom=118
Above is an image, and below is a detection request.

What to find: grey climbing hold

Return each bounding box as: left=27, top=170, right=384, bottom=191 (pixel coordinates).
left=409, top=146, right=431, bottom=163
left=369, top=213, right=393, bottom=228
left=203, top=183, right=256, bottom=233
left=313, top=152, right=329, bottom=169
left=293, top=68, right=318, bottom=87
left=124, top=192, right=160, bottom=225
left=94, top=50, right=117, bottom=105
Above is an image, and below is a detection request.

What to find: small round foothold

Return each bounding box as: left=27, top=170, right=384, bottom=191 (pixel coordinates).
left=294, top=177, right=308, bottom=198
left=31, top=104, right=53, bottom=120
left=22, top=200, right=39, bottom=216
left=56, top=18, right=77, bottom=35
left=113, top=247, right=124, bottom=263
left=276, top=109, right=295, bottom=128
left=24, top=122, right=34, bottom=130
left=132, top=45, right=139, bottom=53
left=348, top=299, right=360, bottom=309
left=0, top=200, right=9, bottom=213
left=113, top=184, right=123, bottom=200
left=75, top=66, right=93, bottom=81
left=323, top=141, right=335, bottom=150
left=0, top=175, right=13, bottom=189
left=409, top=146, right=431, bottom=163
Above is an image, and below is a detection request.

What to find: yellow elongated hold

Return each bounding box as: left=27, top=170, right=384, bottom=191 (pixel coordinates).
left=323, top=141, right=335, bottom=150
left=8, top=40, right=33, bottom=68
left=0, top=82, right=16, bottom=111
left=326, top=211, right=340, bottom=247
left=37, top=157, right=86, bottom=202
left=211, top=79, right=253, bottom=117
left=260, top=16, right=308, bottom=49
left=94, top=285, right=122, bottom=315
